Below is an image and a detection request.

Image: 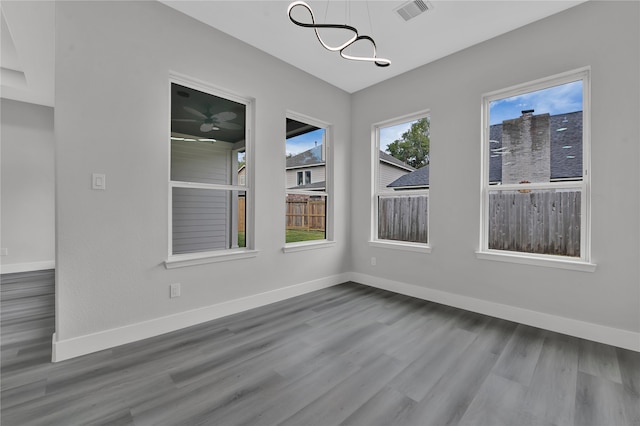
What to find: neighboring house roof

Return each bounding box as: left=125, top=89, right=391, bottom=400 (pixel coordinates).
left=388, top=111, right=583, bottom=189
left=286, top=144, right=324, bottom=169
left=379, top=151, right=416, bottom=172
left=387, top=165, right=429, bottom=189
left=288, top=180, right=326, bottom=190
left=490, top=110, right=583, bottom=182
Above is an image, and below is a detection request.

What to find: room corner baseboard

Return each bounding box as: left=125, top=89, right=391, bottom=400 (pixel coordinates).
left=1, top=261, right=55, bottom=274
left=52, top=273, right=348, bottom=362
left=349, top=272, right=640, bottom=352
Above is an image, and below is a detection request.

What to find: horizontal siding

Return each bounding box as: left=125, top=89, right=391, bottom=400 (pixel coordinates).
left=171, top=141, right=230, bottom=184
left=172, top=187, right=229, bottom=254
left=379, top=162, right=411, bottom=192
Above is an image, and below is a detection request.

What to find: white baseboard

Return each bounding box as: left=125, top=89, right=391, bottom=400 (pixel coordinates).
left=52, top=273, right=348, bottom=362
left=0, top=260, right=55, bottom=274
left=349, top=272, right=640, bottom=352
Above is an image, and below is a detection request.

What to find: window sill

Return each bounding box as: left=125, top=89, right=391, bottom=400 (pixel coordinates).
left=283, top=240, right=336, bottom=253
left=165, top=249, right=259, bottom=269
left=475, top=250, right=596, bottom=272
left=369, top=240, right=431, bottom=254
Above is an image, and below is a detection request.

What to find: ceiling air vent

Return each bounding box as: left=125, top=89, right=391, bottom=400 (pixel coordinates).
left=395, top=0, right=432, bottom=22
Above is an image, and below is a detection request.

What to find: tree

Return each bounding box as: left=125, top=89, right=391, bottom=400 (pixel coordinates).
left=386, top=117, right=430, bottom=168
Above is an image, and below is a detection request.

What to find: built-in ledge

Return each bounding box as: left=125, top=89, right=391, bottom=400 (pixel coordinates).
left=165, top=249, right=259, bottom=269
left=369, top=240, right=432, bottom=254
left=476, top=250, right=596, bottom=272
left=283, top=240, right=336, bottom=253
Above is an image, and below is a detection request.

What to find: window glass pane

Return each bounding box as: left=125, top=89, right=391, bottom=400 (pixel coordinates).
left=285, top=194, right=326, bottom=243
left=379, top=117, right=429, bottom=192
left=378, top=194, right=428, bottom=243
left=171, top=83, right=246, bottom=185
left=286, top=119, right=325, bottom=191
left=170, top=81, right=249, bottom=256
left=172, top=187, right=245, bottom=254
left=488, top=81, right=583, bottom=185
left=376, top=115, right=430, bottom=245
left=286, top=117, right=328, bottom=244
left=488, top=188, right=581, bottom=257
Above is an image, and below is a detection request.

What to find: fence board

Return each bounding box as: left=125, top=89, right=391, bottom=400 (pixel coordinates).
left=488, top=190, right=581, bottom=256
left=286, top=197, right=326, bottom=231
left=378, top=195, right=428, bottom=243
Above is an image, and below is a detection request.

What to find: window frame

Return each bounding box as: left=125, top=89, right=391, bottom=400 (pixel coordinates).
left=371, top=110, right=431, bottom=252
left=283, top=111, right=334, bottom=252
left=477, top=67, right=595, bottom=272
left=165, top=73, right=257, bottom=269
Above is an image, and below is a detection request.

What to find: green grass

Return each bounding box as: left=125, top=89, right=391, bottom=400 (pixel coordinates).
left=237, top=229, right=325, bottom=245
left=286, top=229, right=325, bottom=243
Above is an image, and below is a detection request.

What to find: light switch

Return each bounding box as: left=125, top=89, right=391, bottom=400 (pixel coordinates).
left=92, top=173, right=106, bottom=190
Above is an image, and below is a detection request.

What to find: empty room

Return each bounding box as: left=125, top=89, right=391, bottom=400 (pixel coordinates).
left=1, top=1, right=638, bottom=425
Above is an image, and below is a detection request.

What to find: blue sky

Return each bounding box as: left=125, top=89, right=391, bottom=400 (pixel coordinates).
left=490, top=80, right=583, bottom=125
left=379, top=120, right=415, bottom=152
left=286, top=128, right=325, bottom=156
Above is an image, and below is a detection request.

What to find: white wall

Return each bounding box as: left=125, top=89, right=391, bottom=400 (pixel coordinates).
left=350, top=2, right=639, bottom=343
left=1, top=99, right=55, bottom=273
left=54, top=1, right=351, bottom=360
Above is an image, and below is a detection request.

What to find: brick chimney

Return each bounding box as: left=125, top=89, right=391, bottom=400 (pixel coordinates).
left=501, top=110, right=551, bottom=184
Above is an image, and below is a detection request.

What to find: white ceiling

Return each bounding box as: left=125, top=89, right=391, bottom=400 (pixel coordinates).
left=161, top=0, right=586, bottom=93
left=0, top=0, right=586, bottom=107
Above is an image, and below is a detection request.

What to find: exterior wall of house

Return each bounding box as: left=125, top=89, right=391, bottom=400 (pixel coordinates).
left=350, top=1, right=640, bottom=340
left=0, top=99, right=55, bottom=273
left=54, top=1, right=351, bottom=359
left=285, top=165, right=326, bottom=189
left=378, top=161, right=412, bottom=192
left=171, top=141, right=232, bottom=254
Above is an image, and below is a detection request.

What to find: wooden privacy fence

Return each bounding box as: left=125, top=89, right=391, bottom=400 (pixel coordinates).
left=286, top=198, right=326, bottom=231
left=488, top=190, right=581, bottom=256
left=238, top=195, right=245, bottom=231
left=378, top=194, right=428, bottom=243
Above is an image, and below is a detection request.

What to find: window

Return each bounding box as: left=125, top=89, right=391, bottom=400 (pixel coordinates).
left=297, top=170, right=312, bottom=186
left=479, top=68, right=591, bottom=267
left=168, top=78, right=252, bottom=262
left=373, top=112, right=430, bottom=248
left=285, top=115, right=330, bottom=245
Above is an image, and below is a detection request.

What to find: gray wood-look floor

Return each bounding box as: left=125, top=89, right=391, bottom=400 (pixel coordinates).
left=1, top=271, right=639, bottom=426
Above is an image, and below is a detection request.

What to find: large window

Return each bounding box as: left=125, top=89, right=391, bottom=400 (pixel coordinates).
left=168, top=78, right=251, bottom=261
left=373, top=112, right=430, bottom=247
left=480, top=68, right=591, bottom=266
left=285, top=115, right=330, bottom=245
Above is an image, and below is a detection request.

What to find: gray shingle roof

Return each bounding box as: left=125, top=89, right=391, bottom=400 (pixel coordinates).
left=387, top=165, right=429, bottom=188
left=490, top=111, right=583, bottom=182
left=286, top=144, right=323, bottom=169
left=288, top=181, right=326, bottom=190
left=388, top=111, right=583, bottom=189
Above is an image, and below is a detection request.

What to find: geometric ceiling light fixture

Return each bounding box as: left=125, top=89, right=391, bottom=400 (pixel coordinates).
left=287, top=1, right=391, bottom=67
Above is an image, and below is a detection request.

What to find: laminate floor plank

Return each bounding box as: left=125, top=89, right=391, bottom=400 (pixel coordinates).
left=574, top=371, right=632, bottom=426
left=3, top=275, right=640, bottom=426
left=516, top=332, right=580, bottom=426
left=398, top=333, right=501, bottom=426
left=279, top=354, right=406, bottom=426
left=457, top=373, right=528, bottom=426
left=492, top=323, right=546, bottom=386
left=339, top=386, right=417, bottom=426
left=578, top=338, right=623, bottom=384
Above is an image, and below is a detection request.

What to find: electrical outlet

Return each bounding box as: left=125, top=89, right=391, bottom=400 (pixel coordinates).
left=371, top=257, right=377, bottom=266
left=170, top=283, right=181, bottom=298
